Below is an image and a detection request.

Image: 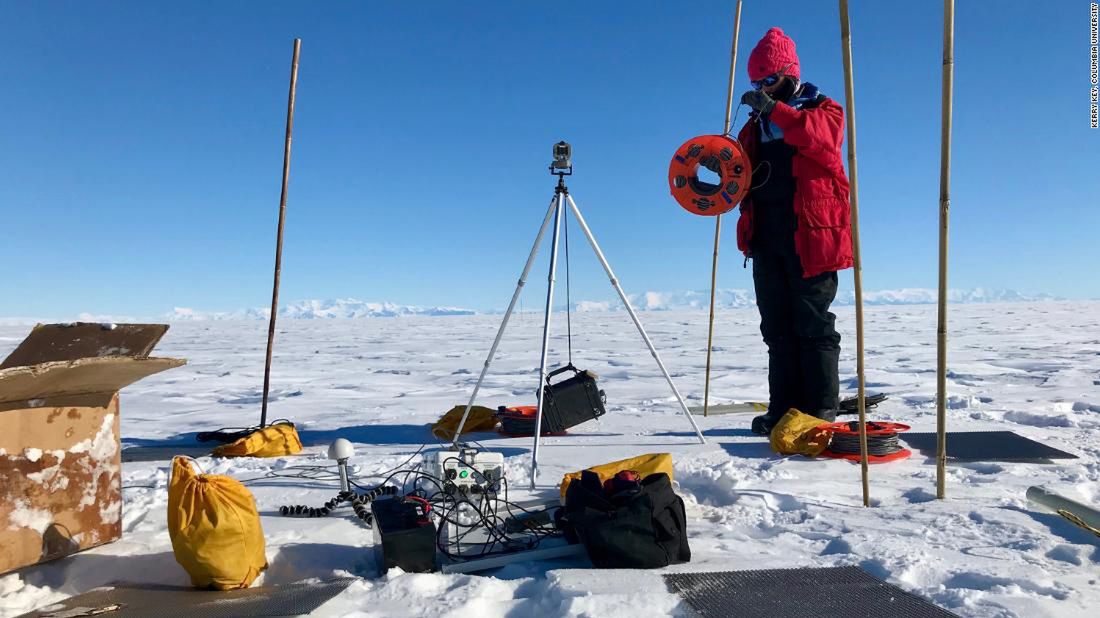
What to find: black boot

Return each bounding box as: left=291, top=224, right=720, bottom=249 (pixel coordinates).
left=751, top=410, right=786, bottom=436
left=811, top=408, right=838, bottom=423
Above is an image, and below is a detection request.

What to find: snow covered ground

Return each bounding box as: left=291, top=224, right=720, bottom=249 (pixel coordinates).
left=2, top=301, right=1099, bottom=617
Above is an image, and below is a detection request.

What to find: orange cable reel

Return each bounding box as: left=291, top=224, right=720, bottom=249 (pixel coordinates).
left=818, top=421, right=913, bottom=464
left=668, top=134, right=751, bottom=216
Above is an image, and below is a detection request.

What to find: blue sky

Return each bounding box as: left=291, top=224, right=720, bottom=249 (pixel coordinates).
left=1, top=1, right=1096, bottom=317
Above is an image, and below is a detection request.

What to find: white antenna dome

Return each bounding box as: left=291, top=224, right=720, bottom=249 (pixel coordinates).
left=327, top=438, right=354, bottom=461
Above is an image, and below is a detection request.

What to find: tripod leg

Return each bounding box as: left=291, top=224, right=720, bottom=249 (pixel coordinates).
left=565, top=195, right=707, bottom=444
left=451, top=195, right=559, bottom=445
left=530, top=193, right=565, bottom=488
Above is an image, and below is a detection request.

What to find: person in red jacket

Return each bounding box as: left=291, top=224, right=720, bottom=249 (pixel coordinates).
left=735, top=28, right=854, bottom=436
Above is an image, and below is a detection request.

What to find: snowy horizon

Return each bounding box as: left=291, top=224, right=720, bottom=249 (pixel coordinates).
left=0, top=286, right=1070, bottom=325
left=4, top=301, right=1099, bottom=617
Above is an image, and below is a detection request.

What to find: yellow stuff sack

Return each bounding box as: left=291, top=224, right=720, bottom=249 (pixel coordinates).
left=560, top=453, right=674, bottom=503
left=431, top=405, right=499, bottom=440
left=769, top=409, right=832, bottom=457
left=212, top=422, right=303, bottom=458
left=168, top=456, right=268, bottom=590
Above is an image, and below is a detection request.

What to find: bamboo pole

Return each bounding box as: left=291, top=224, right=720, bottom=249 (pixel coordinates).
left=703, top=0, right=743, bottom=417
left=260, top=39, right=301, bottom=428
left=936, top=0, right=955, bottom=499
left=838, top=1, right=870, bottom=507
left=722, top=0, right=743, bottom=135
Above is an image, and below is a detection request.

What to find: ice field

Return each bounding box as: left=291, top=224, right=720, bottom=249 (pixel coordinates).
left=2, top=300, right=1099, bottom=617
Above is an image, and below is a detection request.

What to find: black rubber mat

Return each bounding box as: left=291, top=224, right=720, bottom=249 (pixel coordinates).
left=902, top=431, right=1078, bottom=462
left=665, top=567, right=958, bottom=618
left=18, top=578, right=354, bottom=618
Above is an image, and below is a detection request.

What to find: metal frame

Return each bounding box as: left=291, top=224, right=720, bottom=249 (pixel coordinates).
left=452, top=178, right=707, bottom=489
left=438, top=496, right=586, bottom=573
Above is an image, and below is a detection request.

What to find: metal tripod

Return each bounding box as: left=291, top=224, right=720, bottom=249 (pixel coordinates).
left=452, top=173, right=707, bottom=489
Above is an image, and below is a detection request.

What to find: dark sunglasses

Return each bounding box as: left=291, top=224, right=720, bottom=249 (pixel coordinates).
left=752, top=62, right=794, bottom=90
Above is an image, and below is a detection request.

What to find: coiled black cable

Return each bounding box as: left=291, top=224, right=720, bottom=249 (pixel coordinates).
left=279, top=485, right=397, bottom=525
left=280, top=493, right=346, bottom=518
left=348, top=486, right=397, bottom=523
left=828, top=431, right=902, bottom=457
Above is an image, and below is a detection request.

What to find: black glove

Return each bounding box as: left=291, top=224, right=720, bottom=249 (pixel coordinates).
left=741, top=90, right=776, bottom=115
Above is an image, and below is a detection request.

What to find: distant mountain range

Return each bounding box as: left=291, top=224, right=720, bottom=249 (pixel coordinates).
left=0, top=288, right=1063, bottom=325
left=578, top=287, right=1061, bottom=312
left=167, top=299, right=476, bottom=321
left=837, top=288, right=1060, bottom=306
left=163, top=288, right=1059, bottom=321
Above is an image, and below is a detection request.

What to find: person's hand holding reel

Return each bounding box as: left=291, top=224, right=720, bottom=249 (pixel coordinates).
left=740, top=90, right=776, bottom=115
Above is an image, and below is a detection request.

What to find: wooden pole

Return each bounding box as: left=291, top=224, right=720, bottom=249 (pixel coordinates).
left=703, top=0, right=743, bottom=417
left=260, top=38, right=301, bottom=428
left=838, top=0, right=870, bottom=507
left=722, top=0, right=744, bottom=135
left=936, top=0, right=955, bottom=499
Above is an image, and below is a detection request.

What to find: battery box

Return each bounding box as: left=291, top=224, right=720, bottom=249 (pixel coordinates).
left=371, top=496, right=437, bottom=573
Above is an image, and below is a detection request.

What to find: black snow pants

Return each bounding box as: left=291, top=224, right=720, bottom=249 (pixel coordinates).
left=752, top=239, right=841, bottom=417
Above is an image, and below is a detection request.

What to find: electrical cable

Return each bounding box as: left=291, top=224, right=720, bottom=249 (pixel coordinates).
left=750, top=161, right=772, bottom=190
left=423, top=473, right=562, bottom=561
left=243, top=445, right=564, bottom=562
left=280, top=485, right=397, bottom=522
left=829, top=432, right=900, bottom=457
left=240, top=443, right=428, bottom=488
left=196, top=418, right=294, bottom=444
left=420, top=467, right=560, bottom=562
left=722, top=102, right=773, bottom=192
left=827, top=421, right=905, bottom=457
left=725, top=103, right=745, bottom=137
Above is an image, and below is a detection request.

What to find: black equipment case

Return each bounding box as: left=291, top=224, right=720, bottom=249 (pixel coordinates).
left=498, top=364, right=606, bottom=435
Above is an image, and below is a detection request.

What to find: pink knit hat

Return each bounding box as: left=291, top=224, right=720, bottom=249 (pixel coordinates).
left=748, top=27, right=800, bottom=82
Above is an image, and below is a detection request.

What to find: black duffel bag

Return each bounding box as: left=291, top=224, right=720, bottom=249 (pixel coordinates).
left=558, top=470, right=690, bottom=569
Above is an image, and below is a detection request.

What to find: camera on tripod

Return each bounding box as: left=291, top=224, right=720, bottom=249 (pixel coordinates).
left=550, top=140, right=572, bottom=176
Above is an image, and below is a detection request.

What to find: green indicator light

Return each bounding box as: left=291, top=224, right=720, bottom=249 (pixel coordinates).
left=459, top=470, right=469, bottom=479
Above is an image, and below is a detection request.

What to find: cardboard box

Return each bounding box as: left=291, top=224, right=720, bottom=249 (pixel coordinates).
left=0, top=323, right=184, bottom=575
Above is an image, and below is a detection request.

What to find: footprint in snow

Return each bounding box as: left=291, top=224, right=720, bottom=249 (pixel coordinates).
left=820, top=538, right=853, bottom=556
left=943, top=572, right=1070, bottom=600
left=1003, top=410, right=1076, bottom=428
left=1045, top=544, right=1084, bottom=566
left=218, top=389, right=302, bottom=405
left=902, top=487, right=937, bottom=504
left=960, top=462, right=1004, bottom=475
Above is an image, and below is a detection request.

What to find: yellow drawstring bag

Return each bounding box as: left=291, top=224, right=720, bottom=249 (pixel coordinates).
left=560, top=453, right=674, bottom=503
left=769, top=409, right=833, bottom=457
left=431, top=405, right=499, bottom=440
left=212, top=422, right=303, bottom=458
left=167, top=456, right=268, bottom=589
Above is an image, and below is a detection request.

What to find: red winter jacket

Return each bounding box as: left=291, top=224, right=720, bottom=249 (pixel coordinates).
left=735, top=96, right=854, bottom=278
